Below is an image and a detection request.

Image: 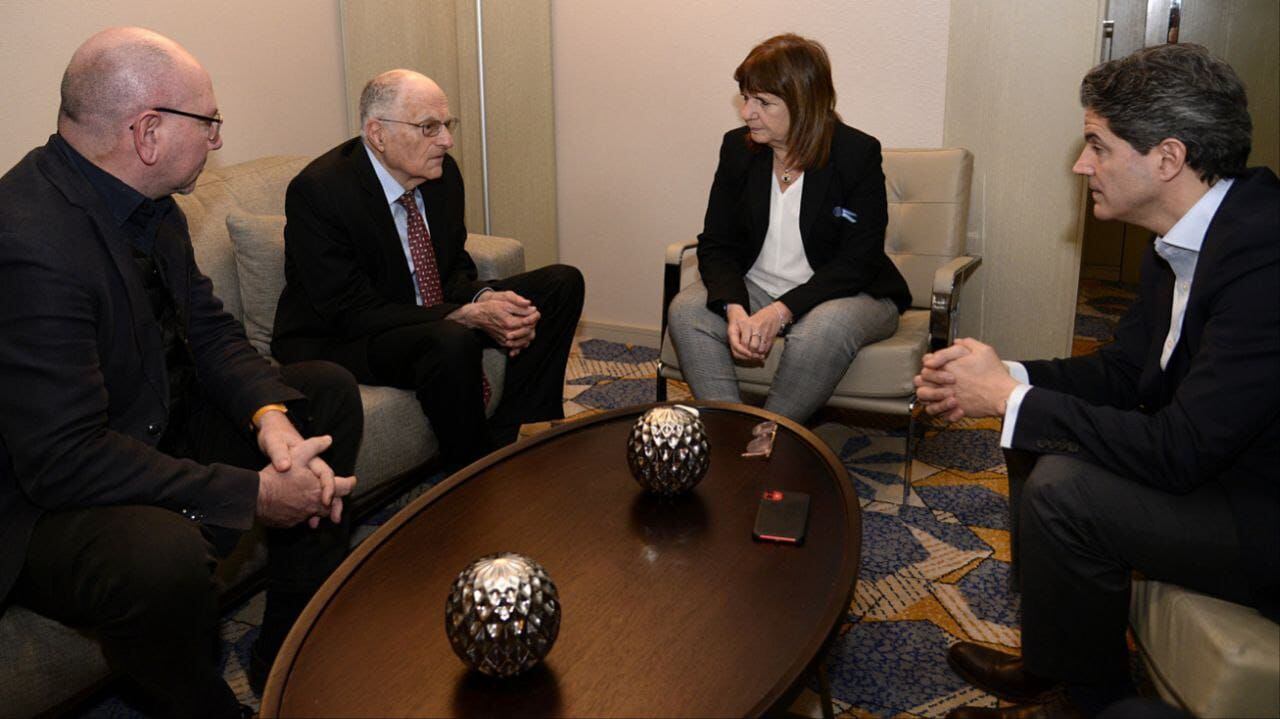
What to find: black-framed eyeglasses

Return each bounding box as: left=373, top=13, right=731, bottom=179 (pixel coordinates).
left=153, top=106, right=223, bottom=140
left=377, top=116, right=459, bottom=138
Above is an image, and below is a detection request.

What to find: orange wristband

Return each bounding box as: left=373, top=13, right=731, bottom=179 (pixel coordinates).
left=251, top=403, right=288, bottom=429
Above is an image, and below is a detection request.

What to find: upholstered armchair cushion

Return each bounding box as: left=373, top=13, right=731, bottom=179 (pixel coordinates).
left=226, top=212, right=287, bottom=356
left=1131, top=579, right=1280, bottom=717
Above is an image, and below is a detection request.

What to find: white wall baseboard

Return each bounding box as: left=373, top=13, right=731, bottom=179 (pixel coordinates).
left=574, top=320, right=662, bottom=349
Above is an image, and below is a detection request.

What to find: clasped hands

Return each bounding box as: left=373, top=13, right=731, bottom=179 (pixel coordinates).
left=913, top=337, right=1020, bottom=422
left=449, top=290, right=539, bottom=357
left=727, top=301, right=792, bottom=362
left=255, top=410, right=357, bottom=529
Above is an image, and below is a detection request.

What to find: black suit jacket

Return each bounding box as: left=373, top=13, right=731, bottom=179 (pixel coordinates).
left=1014, top=167, right=1280, bottom=618
left=272, top=137, right=489, bottom=379
left=696, top=123, right=911, bottom=318
left=0, top=137, right=301, bottom=602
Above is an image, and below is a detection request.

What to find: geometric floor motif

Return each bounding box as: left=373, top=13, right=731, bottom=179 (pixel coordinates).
left=816, top=415, right=1020, bottom=717
left=1072, top=278, right=1137, bottom=357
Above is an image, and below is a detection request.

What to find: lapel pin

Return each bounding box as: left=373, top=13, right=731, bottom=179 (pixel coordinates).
left=832, top=206, right=858, bottom=224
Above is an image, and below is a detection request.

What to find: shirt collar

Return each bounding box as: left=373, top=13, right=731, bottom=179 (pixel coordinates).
left=53, top=133, right=148, bottom=227
left=1158, top=177, right=1233, bottom=253
left=362, top=141, right=414, bottom=207
left=53, top=133, right=174, bottom=254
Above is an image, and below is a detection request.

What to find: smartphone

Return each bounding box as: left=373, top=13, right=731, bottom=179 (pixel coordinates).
left=752, top=490, right=810, bottom=545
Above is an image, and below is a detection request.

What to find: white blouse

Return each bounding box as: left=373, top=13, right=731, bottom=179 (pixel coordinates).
left=745, top=172, right=813, bottom=298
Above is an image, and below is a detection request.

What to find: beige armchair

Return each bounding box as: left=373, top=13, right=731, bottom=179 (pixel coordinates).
left=1130, top=579, right=1279, bottom=717
left=657, top=148, right=977, bottom=502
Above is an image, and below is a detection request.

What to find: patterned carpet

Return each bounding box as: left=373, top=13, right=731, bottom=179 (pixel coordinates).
left=82, top=297, right=1135, bottom=716
left=1073, top=278, right=1138, bottom=357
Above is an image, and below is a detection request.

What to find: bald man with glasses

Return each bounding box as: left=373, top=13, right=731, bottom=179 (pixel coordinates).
left=273, top=69, right=583, bottom=470
left=0, top=27, right=363, bottom=717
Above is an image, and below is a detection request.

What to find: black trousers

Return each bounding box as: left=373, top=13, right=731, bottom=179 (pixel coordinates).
left=1006, top=451, right=1253, bottom=685
left=365, top=264, right=583, bottom=469
left=10, top=361, right=362, bottom=718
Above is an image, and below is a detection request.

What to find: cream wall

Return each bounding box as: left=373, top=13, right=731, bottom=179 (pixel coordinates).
left=552, top=0, right=952, bottom=341
left=944, top=0, right=1103, bottom=359
left=0, top=0, right=347, bottom=172
left=341, top=0, right=559, bottom=270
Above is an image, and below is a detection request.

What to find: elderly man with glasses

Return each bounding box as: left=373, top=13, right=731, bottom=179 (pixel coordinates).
left=0, top=27, right=363, bottom=717
left=273, top=69, right=583, bottom=470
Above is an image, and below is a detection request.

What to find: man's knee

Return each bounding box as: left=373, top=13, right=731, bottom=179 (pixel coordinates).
left=1020, top=454, right=1093, bottom=527
left=281, top=358, right=358, bottom=409
left=542, top=263, right=584, bottom=302
left=88, top=508, right=219, bottom=628
left=282, top=360, right=361, bottom=415
left=421, top=322, right=485, bottom=374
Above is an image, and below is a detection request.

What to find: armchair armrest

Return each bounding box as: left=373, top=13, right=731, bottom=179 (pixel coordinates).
left=929, top=255, right=981, bottom=350
left=466, top=233, right=526, bottom=281
left=661, top=239, right=700, bottom=344
left=665, top=239, right=699, bottom=266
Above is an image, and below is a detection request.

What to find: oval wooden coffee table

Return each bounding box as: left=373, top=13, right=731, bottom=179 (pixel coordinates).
left=261, top=402, right=860, bottom=718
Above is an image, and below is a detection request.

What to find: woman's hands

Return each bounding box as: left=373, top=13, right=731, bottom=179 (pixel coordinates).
left=726, top=301, right=792, bottom=362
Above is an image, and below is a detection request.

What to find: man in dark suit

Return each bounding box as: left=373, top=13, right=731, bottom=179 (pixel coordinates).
left=0, top=28, right=362, bottom=717
left=916, top=44, right=1279, bottom=718
left=273, top=70, right=583, bottom=469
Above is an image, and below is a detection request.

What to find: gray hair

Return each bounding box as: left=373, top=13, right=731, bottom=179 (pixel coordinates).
left=59, top=34, right=178, bottom=132
left=1080, top=43, right=1251, bottom=183
left=359, top=70, right=406, bottom=131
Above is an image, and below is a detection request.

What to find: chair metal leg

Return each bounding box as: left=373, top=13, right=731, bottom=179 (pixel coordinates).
left=655, top=360, right=668, bottom=402
left=902, top=398, right=919, bottom=505
left=817, top=662, right=835, bottom=719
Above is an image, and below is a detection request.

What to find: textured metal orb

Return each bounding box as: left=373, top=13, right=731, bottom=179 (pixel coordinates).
left=445, top=553, right=561, bottom=677
left=626, top=404, right=711, bottom=495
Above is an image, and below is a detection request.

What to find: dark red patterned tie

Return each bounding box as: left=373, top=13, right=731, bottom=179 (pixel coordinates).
left=397, top=191, right=490, bottom=408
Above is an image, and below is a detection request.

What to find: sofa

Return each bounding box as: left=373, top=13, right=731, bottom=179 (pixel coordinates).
left=0, top=155, right=525, bottom=716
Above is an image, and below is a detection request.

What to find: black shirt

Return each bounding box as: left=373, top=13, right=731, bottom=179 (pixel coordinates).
left=52, top=135, right=198, bottom=451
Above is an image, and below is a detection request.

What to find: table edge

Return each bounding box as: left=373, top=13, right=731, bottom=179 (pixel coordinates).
left=261, top=401, right=862, bottom=718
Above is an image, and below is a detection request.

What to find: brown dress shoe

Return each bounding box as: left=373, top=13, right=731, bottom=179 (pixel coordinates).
left=947, top=642, right=1058, bottom=703
left=946, top=694, right=1086, bottom=719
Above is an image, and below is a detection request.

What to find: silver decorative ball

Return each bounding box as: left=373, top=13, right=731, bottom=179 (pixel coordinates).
left=626, top=404, right=711, bottom=495
left=445, top=553, right=561, bottom=677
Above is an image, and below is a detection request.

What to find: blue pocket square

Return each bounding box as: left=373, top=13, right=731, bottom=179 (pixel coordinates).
left=832, top=206, right=858, bottom=224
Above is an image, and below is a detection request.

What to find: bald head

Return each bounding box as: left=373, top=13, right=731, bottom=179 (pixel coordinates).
left=59, top=27, right=206, bottom=141
left=359, top=69, right=444, bottom=131
left=56, top=27, right=222, bottom=198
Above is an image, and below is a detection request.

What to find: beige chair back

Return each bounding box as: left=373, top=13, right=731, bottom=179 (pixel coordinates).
left=882, top=148, right=972, bottom=310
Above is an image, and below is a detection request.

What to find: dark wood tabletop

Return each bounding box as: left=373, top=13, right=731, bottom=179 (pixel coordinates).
left=260, top=402, right=860, bottom=718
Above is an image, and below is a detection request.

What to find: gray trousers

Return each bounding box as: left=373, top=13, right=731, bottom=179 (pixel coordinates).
left=666, top=278, right=898, bottom=422
left=1008, top=451, right=1252, bottom=684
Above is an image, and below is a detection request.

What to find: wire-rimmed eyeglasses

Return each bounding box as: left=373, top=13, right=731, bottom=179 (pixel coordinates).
left=377, top=116, right=460, bottom=138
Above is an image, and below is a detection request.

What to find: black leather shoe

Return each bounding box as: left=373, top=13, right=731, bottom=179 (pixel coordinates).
left=946, top=694, right=1086, bottom=719
left=947, top=642, right=1058, bottom=703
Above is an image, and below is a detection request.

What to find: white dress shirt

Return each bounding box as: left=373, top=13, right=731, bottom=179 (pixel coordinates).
left=999, top=178, right=1234, bottom=448
left=746, top=173, right=813, bottom=298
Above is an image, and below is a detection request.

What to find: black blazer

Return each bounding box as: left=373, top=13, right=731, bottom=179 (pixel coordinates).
left=272, top=137, right=489, bottom=379
left=1014, top=167, right=1280, bottom=618
left=696, top=123, right=911, bottom=318
left=0, top=137, right=300, bottom=602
